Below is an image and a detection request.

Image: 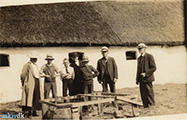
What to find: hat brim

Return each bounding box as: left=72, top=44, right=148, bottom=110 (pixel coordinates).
left=45, top=58, right=54, bottom=60
left=138, top=46, right=147, bottom=49
left=82, top=60, right=89, bottom=62
left=101, top=50, right=108, bottom=52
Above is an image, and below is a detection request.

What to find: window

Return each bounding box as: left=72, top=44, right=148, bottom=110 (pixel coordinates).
left=125, top=51, right=137, bottom=60
left=0, top=54, right=10, bottom=67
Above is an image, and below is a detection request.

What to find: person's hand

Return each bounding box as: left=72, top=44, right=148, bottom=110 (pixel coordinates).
left=141, top=73, right=146, bottom=78
left=64, top=74, right=69, bottom=78
left=114, top=78, right=118, bottom=82
left=45, top=75, right=50, bottom=78
left=51, top=75, right=56, bottom=79
left=52, top=75, right=57, bottom=78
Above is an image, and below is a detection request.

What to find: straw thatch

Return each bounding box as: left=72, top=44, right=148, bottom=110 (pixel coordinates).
left=0, top=2, right=123, bottom=47
left=91, top=0, right=185, bottom=46
left=0, top=0, right=185, bottom=47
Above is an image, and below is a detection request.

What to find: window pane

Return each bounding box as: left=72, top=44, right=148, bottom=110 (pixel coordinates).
left=0, top=54, right=9, bottom=67
left=125, top=51, right=136, bottom=60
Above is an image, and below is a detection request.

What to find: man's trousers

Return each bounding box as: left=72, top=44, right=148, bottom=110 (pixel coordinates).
left=44, top=81, right=57, bottom=99
left=140, top=82, right=155, bottom=108
left=102, top=75, right=115, bottom=93
left=63, top=79, right=73, bottom=97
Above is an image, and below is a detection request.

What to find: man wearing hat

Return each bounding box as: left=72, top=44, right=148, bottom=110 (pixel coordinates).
left=97, top=46, right=118, bottom=93
left=136, top=43, right=157, bottom=108
left=40, top=54, right=59, bottom=99
left=20, top=51, right=43, bottom=118
left=69, top=52, right=84, bottom=95
left=80, top=56, right=99, bottom=94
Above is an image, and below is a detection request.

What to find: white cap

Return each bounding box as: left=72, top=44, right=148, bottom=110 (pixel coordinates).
left=101, top=46, right=108, bottom=52
left=137, top=43, right=147, bottom=49
left=27, top=51, right=38, bottom=58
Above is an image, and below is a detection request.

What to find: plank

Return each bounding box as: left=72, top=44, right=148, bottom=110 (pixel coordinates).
left=71, top=98, right=114, bottom=107
left=77, top=94, right=114, bottom=98
left=116, top=96, right=143, bottom=106
left=101, top=92, right=130, bottom=96
left=40, top=100, right=73, bottom=108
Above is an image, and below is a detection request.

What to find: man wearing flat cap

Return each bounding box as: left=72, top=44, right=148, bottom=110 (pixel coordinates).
left=40, top=54, right=59, bottom=99
left=80, top=56, right=99, bottom=94
left=136, top=43, right=157, bottom=108
left=97, top=46, right=118, bottom=93
left=20, top=51, right=43, bottom=118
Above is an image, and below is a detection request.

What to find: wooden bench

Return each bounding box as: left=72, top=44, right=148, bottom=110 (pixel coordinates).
left=115, top=96, right=143, bottom=116
left=40, top=95, right=114, bottom=119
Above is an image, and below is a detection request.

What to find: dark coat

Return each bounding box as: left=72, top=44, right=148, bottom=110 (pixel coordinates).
left=136, top=53, right=157, bottom=83
left=97, top=57, right=118, bottom=82
left=80, top=65, right=99, bottom=83
left=70, top=62, right=84, bottom=94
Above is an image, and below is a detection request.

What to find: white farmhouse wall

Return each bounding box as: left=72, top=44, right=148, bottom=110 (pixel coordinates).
left=0, top=46, right=186, bottom=103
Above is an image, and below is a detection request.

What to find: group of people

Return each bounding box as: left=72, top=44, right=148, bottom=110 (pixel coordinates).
left=20, top=43, right=156, bottom=118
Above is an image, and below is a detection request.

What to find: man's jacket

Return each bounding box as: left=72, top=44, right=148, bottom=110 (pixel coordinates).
left=136, top=53, right=157, bottom=83
left=97, top=57, right=118, bottom=82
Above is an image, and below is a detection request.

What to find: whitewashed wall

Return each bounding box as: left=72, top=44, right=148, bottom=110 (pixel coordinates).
left=0, top=46, right=186, bottom=103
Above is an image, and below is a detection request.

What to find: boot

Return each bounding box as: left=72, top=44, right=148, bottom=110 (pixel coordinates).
left=32, top=110, right=38, bottom=116
left=27, top=111, right=32, bottom=118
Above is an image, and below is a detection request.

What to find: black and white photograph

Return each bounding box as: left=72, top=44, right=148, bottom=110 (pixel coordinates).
left=0, top=0, right=187, bottom=119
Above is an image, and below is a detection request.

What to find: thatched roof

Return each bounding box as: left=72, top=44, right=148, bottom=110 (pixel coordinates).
left=91, top=0, right=185, bottom=46
left=0, top=0, right=185, bottom=47
left=0, top=2, right=123, bottom=47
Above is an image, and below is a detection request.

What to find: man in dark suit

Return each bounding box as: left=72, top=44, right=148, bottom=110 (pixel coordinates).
left=97, top=46, right=118, bottom=93
left=69, top=53, right=84, bottom=95
left=136, top=43, right=157, bottom=108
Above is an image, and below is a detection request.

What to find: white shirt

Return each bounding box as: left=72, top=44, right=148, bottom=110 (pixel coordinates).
left=60, top=66, right=75, bottom=80
left=139, top=52, right=146, bottom=57
left=141, top=52, right=145, bottom=56
left=31, top=63, right=39, bottom=79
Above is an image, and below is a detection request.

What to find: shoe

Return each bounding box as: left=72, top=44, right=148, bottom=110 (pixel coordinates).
left=32, top=111, right=38, bottom=116
left=27, top=111, right=32, bottom=118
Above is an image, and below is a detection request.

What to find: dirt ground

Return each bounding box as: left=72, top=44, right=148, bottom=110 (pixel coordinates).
left=0, top=83, right=186, bottom=119
left=117, top=83, right=187, bottom=117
